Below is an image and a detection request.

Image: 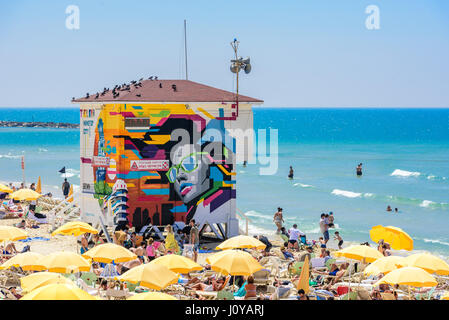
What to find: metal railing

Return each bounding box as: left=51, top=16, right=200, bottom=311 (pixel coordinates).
left=236, top=208, right=252, bottom=235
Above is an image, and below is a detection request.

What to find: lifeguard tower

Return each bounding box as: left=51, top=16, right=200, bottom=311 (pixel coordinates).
left=73, top=78, right=263, bottom=239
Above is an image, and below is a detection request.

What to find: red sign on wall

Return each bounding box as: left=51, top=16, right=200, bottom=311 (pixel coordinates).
left=130, top=160, right=169, bottom=171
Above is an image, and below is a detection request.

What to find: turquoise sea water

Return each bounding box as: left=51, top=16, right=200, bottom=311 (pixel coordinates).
left=1, top=107, right=448, bottom=258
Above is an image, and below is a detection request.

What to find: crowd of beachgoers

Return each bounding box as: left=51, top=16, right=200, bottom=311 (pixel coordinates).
left=1, top=181, right=449, bottom=300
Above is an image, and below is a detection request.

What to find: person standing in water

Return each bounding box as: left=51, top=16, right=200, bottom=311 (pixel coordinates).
left=62, top=178, right=71, bottom=199
left=273, top=207, right=284, bottom=234
left=288, top=166, right=294, bottom=179
left=356, top=163, right=363, bottom=177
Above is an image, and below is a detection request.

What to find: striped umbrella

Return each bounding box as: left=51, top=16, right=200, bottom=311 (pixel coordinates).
left=100, top=263, right=119, bottom=279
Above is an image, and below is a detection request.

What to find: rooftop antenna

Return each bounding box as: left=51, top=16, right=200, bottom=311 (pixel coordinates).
left=184, top=19, right=188, bottom=80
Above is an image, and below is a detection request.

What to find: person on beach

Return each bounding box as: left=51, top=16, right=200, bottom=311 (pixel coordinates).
left=254, top=235, right=272, bottom=255
left=297, top=289, right=309, bottom=300
left=80, top=235, right=89, bottom=254
left=273, top=208, right=284, bottom=234
left=92, top=234, right=104, bottom=246
left=356, top=163, right=363, bottom=176
left=319, top=213, right=329, bottom=244
left=146, top=238, right=157, bottom=261
left=394, top=208, right=398, bottom=213
left=164, top=225, right=180, bottom=254
left=334, top=231, right=343, bottom=249
left=244, top=276, right=257, bottom=299
left=189, top=219, right=199, bottom=262
left=29, top=183, right=35, bottom=191
left=62, top=178, right=70, bottom=199
left=318, top=237, right=327, bottom=257
left=287, top=224, right=301, bottom=251
left=386, top=205, right=392, bottom=212
left=328, top=212, right=335, bottom=228
left=288, top=166, right=294, bottom=179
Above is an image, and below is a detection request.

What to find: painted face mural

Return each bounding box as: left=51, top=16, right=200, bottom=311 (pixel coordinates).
left=168, top=144, right=211, bottom=203
left=89, top=103, right=237, bottom=231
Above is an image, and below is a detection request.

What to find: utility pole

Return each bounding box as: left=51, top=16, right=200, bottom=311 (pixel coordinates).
left=184, top=19, right=188, bottom=80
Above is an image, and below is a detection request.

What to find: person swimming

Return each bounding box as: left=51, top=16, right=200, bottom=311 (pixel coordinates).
left=288, top=166, right=294, bottom=179
left=356, top=163, right=363, bottom=176
left=386, top=206, right=392, bottom=212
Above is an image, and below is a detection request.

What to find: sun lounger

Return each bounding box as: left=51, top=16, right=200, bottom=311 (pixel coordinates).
left=253, top=269, right=271, bottom=286
left=76, top=278, right=99, bottom=296
left=105, top=288, right=131, bottom=300
left=380, top=292, right=396, bottom=300
left=195, top=291, right=217, bottom=300
left=311, top=257, right=325, bottom=269
left=217, top=290, right=234, bottom=300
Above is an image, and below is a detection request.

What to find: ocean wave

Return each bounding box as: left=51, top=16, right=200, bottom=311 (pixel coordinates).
left=0, top=153, right=22, bottom=159
left=331, top=189, right=361, bottom=198
left=420, top=200, right=435, bottom=208
left=38, top=148, right=48, bottom=152
left=243, top=210, right=273, bottom=221
left=293, top=182, right=313, bottom=188
left=390, top=169, right=421, bottom=177
left=422, top=238, right=449, bottom=247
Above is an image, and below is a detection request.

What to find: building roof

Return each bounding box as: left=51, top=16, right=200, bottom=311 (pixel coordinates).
left=72, top=79, right=263, bottom=104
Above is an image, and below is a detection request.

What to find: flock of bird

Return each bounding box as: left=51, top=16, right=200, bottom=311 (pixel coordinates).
left=72, top=75, right=169, bottom=101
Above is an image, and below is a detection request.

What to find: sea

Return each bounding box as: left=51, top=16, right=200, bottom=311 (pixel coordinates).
left=1, top=107, right=449, bottom=258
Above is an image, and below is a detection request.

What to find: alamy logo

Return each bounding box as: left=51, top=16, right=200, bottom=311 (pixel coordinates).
left=365, top=5, right=380, bottom=30
left=65, top=5, right=80, bottom=30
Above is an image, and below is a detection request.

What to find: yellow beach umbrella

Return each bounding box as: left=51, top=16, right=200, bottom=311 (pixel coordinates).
left=127, top=292, right=178, bottom=300
left=0, top=183, right=13, bottom=193
left=374, top=266, right=437, bottom=287
left=10, top=188, right=41, bottom=201
left=370, top=225, right=413, bottom=251
left=0, top=226, right=28, bottom=242
left=35, top=177, right=42, bottom=194
left=364, top=256, right=407, bottom=276
left=216, top=235, right=266, bottom=251
left=118, top=263, right=178, bottom=290
left=67, top=185, right=74, bottom=203
left=0, top=252, right=44, bottom=271
left=35, top=251, right=91, bottom=273
left=51, top=221, right=99, bottom=237
left=207, top=249, right=263, bottom=276
left=150, top=255, right=203, bottom=274
left=21, top=283, right=95, bottom=300
left=297, top=254, right=310, bottom=294
left=405, top=253, right=449, bottom=275
left=333, top=245, right=384, bottom=263
left=20, top=272, right=74, bottom=292
left=82, top=243, right=137, bottom=263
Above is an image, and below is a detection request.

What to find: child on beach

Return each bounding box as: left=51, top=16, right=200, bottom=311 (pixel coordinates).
left=334, top=231, right=343, bottom=249
left=328, top=212, right=335, bottom=228
left=319, top=237, right=326, bottom=257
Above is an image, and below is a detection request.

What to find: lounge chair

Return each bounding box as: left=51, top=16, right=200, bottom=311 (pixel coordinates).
left=76, top=278, right=99, bottom=296
left=105, top=288, right=131, bottom=300
left=253, top=269, right=271, bottom=286
left=217, top=290, right=234, bottom=300
left=340, top=291, right=358, bottom=300
left=380, top=292, right=396, bottom=300
left=311, top=257, right=325, bottom=269
left=80, top=272, right=98, bottom=287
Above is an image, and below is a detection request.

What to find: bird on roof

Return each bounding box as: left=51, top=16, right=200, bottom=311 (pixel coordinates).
left=139, top=78, right=143, bottom=81
left=148, top=76, right=153, bottom=80
left=86, top=93, right=90, bottom=98
left=155, top=76, right=158, bottom=80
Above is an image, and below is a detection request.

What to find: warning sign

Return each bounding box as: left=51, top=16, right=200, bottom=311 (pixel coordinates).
left=92, top=156, right=110, bottom=167
left=130, top=160, right=170, bottom=171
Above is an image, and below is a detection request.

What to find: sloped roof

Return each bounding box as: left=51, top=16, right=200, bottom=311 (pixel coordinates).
left=72, top=79, right=263, bottom=103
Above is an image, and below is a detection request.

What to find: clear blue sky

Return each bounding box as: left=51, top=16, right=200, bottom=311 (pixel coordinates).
left=0, top=0, right=448, bottom=108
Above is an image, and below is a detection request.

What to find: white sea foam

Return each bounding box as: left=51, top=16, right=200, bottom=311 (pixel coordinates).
left=390, top=169, right=421, bottom=177
left=363, top=193, right=374, bottom=198
left=331, top=189, right=362, bottom=198
left=423, top=238, right=449, bottom=247
left=427, top=175, right=436, bottom=180
left=243, top=210, right=272, bottom=221
left=0, top=153, right=22, bottom=159
left=420, top=200, right=435, bottom=208
left=60, top=168, right=80, bottom=178
left=38, top=148, right=48, bottom=152
left=293, top=182, right=313, bottom=188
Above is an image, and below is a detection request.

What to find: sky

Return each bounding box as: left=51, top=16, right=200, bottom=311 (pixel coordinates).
left=0, top=0, right=448, bottom=108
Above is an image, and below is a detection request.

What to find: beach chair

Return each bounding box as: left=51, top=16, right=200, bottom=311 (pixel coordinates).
left=80, top=272, right=98, bottom=287
left=124, top=281, right=138, bottom=292
left=380, top=292, right=396, bottom=300
left=105, top=288, right=131, bottom=300
left=340, top=291, right=357, bottom=300
left=289, top=261, right=304, bottom=276
left=311, top=257, right=325, bottom=269
left=253, top=269, right=271, bottom=286
left=76, top=278, right=99, bottom=296
left=0, top=288, right=18, bottom=300
left=217, top=290, right=234, bottom=300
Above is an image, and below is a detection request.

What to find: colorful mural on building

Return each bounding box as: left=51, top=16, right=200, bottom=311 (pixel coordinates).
left=85, top=103, right=237, bottom=234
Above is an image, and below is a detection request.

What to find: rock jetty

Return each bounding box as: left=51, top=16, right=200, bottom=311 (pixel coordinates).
left=0, top=121, right=79, bottom=129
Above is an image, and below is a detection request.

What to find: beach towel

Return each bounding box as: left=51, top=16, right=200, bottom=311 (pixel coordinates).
left=18, top=237, right=50, bottom=242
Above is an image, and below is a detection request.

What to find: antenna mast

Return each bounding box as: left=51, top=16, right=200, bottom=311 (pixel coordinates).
left=184, top=19, right=188, bottom=80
